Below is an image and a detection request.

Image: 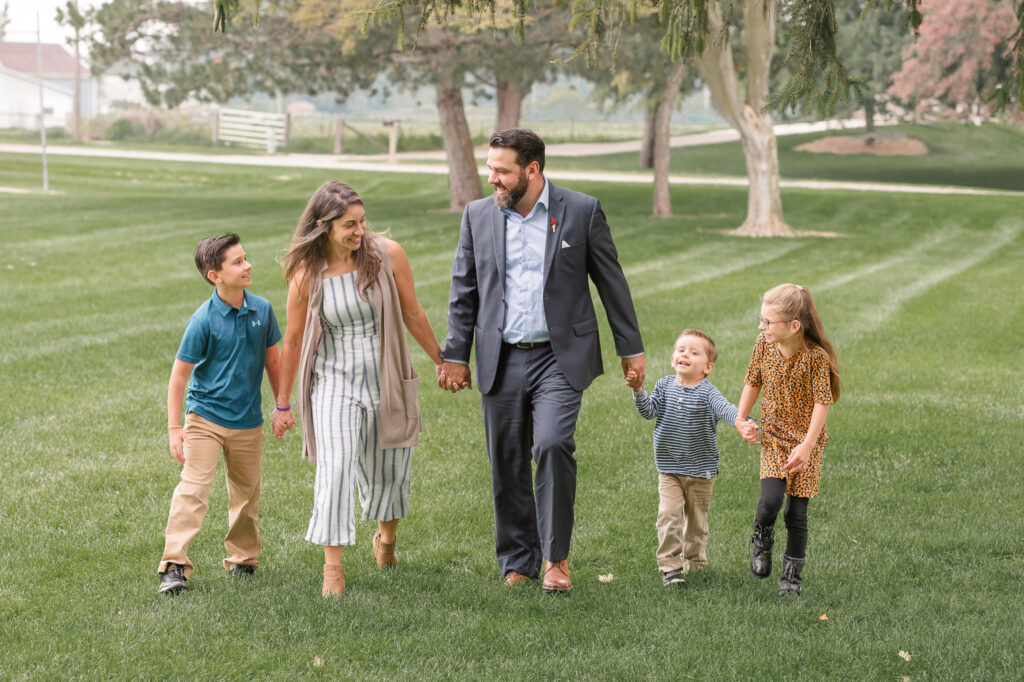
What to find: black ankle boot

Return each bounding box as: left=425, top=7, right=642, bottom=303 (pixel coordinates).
left=779, top=554, right=805, bottom=596
left=749, top=522, right=774, bottom=578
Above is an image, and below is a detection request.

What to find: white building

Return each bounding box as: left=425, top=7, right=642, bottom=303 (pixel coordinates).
left=0, top=41, right=96, bottom=129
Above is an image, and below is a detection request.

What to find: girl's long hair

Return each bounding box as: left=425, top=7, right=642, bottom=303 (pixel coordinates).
left=763, top=283, right=841, bottom=402
left=280, top=181, right=381, bottom=299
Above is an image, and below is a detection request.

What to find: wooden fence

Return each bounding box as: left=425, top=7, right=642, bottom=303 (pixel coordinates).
left=213, top=108, right=290, bottom=152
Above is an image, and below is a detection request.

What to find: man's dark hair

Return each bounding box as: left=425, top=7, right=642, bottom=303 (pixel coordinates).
left=194, top=233, right=241, bottom=285
left=489, top=127, right=545, bottom=173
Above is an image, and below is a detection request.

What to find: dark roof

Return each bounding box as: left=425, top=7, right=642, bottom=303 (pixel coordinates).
left=0, top=41, right=87, bottom=77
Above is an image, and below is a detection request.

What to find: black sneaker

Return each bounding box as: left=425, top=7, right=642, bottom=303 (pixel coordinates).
left=229, top=564, right=256, bottom=577
left=661, top=569, right=686, bottom=586
left=159, top=563, right=189, bottom=594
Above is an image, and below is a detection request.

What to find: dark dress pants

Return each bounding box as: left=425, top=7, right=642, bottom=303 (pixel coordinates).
left=481, top=344, right=583, bottom=578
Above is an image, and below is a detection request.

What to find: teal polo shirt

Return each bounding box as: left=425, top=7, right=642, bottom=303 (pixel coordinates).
left=176, top=290, right=282, bottom=429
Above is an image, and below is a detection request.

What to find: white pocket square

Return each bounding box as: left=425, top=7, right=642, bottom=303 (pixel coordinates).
left=561, top=240, right=570, bottom=249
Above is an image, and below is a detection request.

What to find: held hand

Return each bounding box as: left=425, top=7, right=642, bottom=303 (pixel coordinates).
left=621, top=355, right=645, bottom=391
left=271, top=412, right=283, bottom=440
left=784, top=442, right=812, bottom=474
left=283, top=412, right=297, bottom=436
left=624, top=369, right=641, bottom=392
left=169, top=428, right=188, bottom=464
left=272, top=409, right=296, bottom=440
left=735, top=418, right=760, bottom=444
left=744, top=420, right=760, bottom=443
left=439, top=361, right=471, bottom=393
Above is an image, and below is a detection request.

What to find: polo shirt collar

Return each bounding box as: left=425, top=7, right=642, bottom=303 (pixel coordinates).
left=211, top=289, right=249, bottom=316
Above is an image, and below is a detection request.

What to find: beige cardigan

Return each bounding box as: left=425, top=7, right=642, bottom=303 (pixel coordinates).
left=296, top=238, right=421, bottom=465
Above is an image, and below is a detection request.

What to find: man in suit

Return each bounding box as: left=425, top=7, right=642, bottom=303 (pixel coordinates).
left=439, top=128, right=645, bottom=592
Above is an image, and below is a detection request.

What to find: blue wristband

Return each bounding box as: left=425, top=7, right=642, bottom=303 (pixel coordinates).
left=276, top=405, right=291, bottom=412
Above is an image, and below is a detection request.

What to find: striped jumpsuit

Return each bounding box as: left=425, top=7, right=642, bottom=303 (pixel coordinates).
left=305, top=272, right=412, bottom=546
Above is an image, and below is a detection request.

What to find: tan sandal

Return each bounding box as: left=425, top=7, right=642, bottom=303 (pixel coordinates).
left=372, top=531, right=397, bottom=569
left=322, top=564, right=345, bottom=596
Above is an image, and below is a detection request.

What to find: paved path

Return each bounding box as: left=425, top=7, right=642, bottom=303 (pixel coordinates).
left=3, top=118, right=1021, bottom=199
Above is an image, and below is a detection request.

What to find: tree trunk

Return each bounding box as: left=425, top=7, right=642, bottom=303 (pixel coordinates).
left=639, top=109, right=656, bottom=169
left=496, top=78, right=526, bottom=131
left=436, top=71, right=482, bottom=212
left=864, top=95, right=876, bottom=134
left=698, top=0, right=793, bottom=236
left=738, top=105, right=786, bottom=236
left=653, top=60, right=687, bottom=217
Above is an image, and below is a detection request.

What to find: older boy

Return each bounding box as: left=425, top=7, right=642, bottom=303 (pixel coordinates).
left=158, top=234, right=282, bottom=594
left=629, top=329, right=756, bottom=585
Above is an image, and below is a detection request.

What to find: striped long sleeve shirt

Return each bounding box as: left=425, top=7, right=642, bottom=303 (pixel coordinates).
left=633, top=376, right=739, bottom=478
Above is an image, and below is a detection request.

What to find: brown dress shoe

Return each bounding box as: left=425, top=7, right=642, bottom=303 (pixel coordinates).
left=542, top=559, right=572, bottom=593
left=505, top=571, right=530, bottom=587
left=373, top=531, right=397, bottom=569
left=322, top=564, right=345, bottom=597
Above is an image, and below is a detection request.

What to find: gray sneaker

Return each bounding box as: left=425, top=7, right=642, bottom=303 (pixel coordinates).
left=159, top=563, right=189, bottom=594
left=661, top=569, right=685, bottom=586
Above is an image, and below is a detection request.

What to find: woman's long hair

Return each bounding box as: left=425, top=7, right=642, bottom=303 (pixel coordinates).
left=280, top=181, right=382, bottom=299
left=763, top=283, right=841, bottom=402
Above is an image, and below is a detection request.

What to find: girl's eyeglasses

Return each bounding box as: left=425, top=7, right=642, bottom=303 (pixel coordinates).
left=757, top=314, right=791, bottom=327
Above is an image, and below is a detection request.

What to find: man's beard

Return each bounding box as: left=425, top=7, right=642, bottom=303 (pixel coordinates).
left=492, top=172, right=529, bottom=210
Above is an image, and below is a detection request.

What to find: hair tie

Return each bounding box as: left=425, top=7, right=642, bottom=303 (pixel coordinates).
left=316, top=219, right=323, bottom=226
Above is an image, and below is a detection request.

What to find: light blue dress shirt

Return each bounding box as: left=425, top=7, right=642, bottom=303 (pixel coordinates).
left=500, top=179, right=551, bottom=344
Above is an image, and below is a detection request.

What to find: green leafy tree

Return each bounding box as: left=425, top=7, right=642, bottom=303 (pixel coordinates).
left=297, top=0, right=578, bottom=211
left=88, top=0, right=373, bottom=109
left=297, top=0, right=481, bottom=210
left=239, top=0, right=832, bottom=234
left=577, top=12, right=698, bottom=216
left=466, top=8, right=574, bottom=131
left=210, top=0, right=1024, bottom=234
left=213, top=0, right=1024, bottom=112
left=833, top=0, right=911, bottom=132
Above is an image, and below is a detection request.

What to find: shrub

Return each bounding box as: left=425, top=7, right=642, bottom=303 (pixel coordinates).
left=106, top=118, right=140, bottom=141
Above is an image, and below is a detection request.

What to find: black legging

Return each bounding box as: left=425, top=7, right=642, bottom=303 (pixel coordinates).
left=754, top=478, right=808, bottom=559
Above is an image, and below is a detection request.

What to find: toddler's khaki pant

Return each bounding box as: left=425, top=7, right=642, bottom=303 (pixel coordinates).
left=656, top=473, right=715, bottom=573
left=159, top=413, right=263, bottom=578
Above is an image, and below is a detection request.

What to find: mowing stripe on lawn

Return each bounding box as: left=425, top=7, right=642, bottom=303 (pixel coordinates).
left=844, top=220, right=1021, bottom=339
left=634, top=242, right=803, bottom=298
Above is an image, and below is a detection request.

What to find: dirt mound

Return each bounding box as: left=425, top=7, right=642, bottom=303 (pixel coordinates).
left=794, top=135, right=928, bottom=156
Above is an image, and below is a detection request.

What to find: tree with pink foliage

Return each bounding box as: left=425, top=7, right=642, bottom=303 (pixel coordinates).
left=888, top=0, right=1018, bottom=117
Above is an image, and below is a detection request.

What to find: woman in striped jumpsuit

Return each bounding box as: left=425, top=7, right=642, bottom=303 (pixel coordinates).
left=275, top=181, right=443, bottom=596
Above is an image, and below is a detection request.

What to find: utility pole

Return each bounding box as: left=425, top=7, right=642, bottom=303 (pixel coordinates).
left=36, top=12, right=49, bottom=193
left=72, top=0, right=82, bottom=143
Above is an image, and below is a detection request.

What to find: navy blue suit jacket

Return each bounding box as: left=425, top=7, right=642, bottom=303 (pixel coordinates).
left=442, top=181, right=643, bottom=394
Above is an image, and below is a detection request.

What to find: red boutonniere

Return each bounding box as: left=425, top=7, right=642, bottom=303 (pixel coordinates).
left=551, top=217, right=557, bottom=233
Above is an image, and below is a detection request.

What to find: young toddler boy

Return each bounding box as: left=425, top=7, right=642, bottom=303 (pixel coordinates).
left=158, top=233, right=282, bottom=594
left=629, top=329, right=756, bottom=585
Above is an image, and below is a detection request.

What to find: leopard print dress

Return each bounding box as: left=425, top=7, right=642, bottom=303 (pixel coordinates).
left=744, top=333, right=833, bottom=498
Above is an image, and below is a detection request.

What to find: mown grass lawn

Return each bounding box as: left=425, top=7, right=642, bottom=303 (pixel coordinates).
left=552, top=121, right=1024, bottom=192
left=0, top=151, right=1022, bottom=679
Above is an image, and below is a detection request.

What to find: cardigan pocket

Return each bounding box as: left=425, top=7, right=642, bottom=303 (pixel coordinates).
left=401, top=372, right=420, bottom=418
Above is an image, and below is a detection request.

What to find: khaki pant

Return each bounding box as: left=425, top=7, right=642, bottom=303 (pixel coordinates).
left=159, top=413, right=263, bottom=577
left=656, top=473, right=715, bottom=573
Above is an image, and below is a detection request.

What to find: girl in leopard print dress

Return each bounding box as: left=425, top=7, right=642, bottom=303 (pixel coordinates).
left=736, top=284, right=840, bottom=596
